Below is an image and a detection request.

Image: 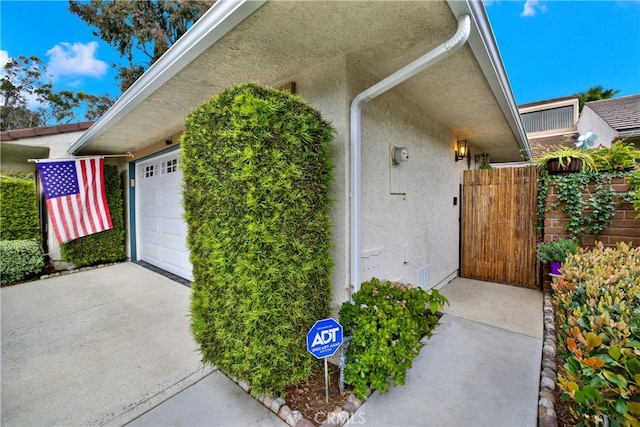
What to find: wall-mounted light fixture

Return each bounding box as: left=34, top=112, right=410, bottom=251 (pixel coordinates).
left=165, top=139, right=173, bottom=146
left=455, top=140, right=468, bottom=162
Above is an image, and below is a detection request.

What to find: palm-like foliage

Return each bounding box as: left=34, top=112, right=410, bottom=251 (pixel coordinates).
left=577, top=85, right=619, bottom=112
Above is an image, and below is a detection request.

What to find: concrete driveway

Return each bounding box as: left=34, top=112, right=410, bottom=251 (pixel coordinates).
left=0, top=262, right=282, bottom=426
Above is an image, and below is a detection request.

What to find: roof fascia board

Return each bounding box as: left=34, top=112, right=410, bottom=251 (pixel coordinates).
left=519, top=98, right=579, bottom=114
left=447, top=0, right=532, bottom=160
left=69, top=0, right=267, bottom=155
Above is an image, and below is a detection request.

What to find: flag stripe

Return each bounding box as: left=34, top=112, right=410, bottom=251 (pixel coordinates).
left=79, top=160, right=97, bottom=234
left=37, top=157, right=113, bottom=244
left=96, top=159, right=112, bottom=229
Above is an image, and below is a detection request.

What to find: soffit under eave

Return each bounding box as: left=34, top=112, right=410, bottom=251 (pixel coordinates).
left=77, top=1, right=522, bottom=161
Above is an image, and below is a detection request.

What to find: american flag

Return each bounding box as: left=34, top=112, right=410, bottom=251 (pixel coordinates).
left=37, top=157, right=113, bottom=243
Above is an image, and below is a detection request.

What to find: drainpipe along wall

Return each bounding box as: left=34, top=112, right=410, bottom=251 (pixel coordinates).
left=349, top=15, right=471, bottom=295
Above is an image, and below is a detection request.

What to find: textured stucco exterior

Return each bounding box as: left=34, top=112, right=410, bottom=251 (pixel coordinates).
left=352, top=64, right=463, bottom=294
left=67, top=0, right=531, bottom=308
left=577, top=105, right=617, bottom=147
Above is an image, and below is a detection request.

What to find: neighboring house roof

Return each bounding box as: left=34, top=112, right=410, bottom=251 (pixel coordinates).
left=70, top=0, right=530, bottom=162
left=0, top=122, right=94, bottom=173
left=518, top=95, right=579, bottom=110
left=0, top=121, right=94, bottom=142
left=584, top=95, right=640, bottom=133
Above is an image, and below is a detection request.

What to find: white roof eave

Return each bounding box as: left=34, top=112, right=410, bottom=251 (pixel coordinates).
left=447, top=0, right=532, bottom=160
left=69, top=0, right=267, bottom=156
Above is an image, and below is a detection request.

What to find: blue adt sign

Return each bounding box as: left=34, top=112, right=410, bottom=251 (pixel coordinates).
left=307, top=318, right=343, bottom=359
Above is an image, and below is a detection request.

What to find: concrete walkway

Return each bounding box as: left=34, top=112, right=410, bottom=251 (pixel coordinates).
left=2, top=265, right=542, bottom=426
left=347, top=277, right=543, bottom=426
left=0, top=263, right=284, bottom=426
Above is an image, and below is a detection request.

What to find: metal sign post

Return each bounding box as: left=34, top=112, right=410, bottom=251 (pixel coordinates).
left=306, top=318, right=343, bottom=403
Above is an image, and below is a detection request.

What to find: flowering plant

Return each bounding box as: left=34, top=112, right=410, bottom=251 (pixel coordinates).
left=536, top=237, right=578, bottom=264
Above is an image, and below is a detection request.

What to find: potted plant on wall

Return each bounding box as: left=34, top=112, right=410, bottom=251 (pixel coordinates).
left=591, top=140, right=640, bottom=172
left=536, top=237, right=578, bottom=275
left=536, top=146, right=598, bottom=174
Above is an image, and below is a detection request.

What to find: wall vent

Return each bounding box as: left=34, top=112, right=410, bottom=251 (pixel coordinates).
left=416, top=265, right=431, bottom=289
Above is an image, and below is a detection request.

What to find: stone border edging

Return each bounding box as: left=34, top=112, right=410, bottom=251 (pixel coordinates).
left=539, top=290, right=558, bottom=427
left=230, top=377, right=369, bottom=427
left=39, top=262, right=122, bottom=280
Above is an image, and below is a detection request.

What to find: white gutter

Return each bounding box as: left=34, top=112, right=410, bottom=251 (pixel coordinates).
left=69, top=0, right=266, bottom=155
left=349, top=15, right=471, bottom=294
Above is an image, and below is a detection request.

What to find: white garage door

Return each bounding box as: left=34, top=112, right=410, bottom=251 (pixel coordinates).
left=136, top=151, right=192, bottom=281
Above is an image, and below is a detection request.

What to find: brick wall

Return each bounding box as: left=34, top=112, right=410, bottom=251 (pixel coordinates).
left=542, top=176, right=640, bottom=289
left=543, top=176, right=640, bottom=246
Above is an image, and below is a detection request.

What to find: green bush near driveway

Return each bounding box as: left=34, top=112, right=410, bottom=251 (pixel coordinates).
left=182, top=83, right=335, bottom=396
left=0, top=176, right=40, bottom=241
left=0, top=240, right=44, bottom=285
left=553, top=242, right=640, bottom=426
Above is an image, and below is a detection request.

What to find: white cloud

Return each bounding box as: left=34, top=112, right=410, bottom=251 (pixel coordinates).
left=521, top=0, right=546, bottom=17
left=46, top=41, right=107, bottom=80
left=0, top=49, right=10, bottom=76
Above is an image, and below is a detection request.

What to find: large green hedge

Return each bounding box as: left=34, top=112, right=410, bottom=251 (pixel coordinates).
left=61, top=163, right=126, bottom=267
left=182, top=83, right=335, bottom=395
left=0, top=176, right=40, bottom=241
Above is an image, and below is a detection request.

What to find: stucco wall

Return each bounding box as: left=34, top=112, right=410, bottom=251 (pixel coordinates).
left=577, top=106, right=616, bottom=147
left=290, top=56, right=465, bottom=309
left=347, top=61, right=464, bottom=298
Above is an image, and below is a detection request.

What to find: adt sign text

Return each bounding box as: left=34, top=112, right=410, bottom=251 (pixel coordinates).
left=307, top=318, right=343, bottom=359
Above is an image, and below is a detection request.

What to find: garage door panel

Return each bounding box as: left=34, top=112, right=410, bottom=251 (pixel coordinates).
left=141, top=243, right=161, bottom=262
left=160, top=218, right=187, bottom=237
left=137, top=153, right=192, bottom=281
left=140, top=218, right=160, bottom=233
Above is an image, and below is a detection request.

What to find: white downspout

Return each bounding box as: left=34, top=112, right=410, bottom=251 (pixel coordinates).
left=349, top=15, right=471, bottom=294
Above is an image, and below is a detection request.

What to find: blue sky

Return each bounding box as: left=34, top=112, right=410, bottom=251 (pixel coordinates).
left=485, top=0, right=640, bottom=104
left=1, top=0, right=639, bottom=110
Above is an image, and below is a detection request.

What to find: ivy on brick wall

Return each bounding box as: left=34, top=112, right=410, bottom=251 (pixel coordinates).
left=539, top=171, right=631, bottom=241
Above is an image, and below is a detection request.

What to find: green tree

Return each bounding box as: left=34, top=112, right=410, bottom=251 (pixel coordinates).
left=69, top=0, right=215, bottom=92
left=0, top=55, right=113, bottom=131
left=577, top=85, right=619, bottom=112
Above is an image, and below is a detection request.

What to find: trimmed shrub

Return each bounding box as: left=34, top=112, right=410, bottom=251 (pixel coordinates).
left=0, top=240, right=44, bottom=284
left=0, top=176, right=40, bottom=241
left=182, top=83, right=335, bottom=395
left=60, top=163, right=126, bottom=267
left=553, top=242, right=640, bottom=426
left=339, top=278, right=449, bottom=400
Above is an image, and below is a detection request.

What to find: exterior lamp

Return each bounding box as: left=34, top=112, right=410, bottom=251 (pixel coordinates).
left=455, top=140, right=468, bottom=162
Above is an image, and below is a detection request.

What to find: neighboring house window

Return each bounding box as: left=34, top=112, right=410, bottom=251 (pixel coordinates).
left=521, top=105, right=574, bottom=133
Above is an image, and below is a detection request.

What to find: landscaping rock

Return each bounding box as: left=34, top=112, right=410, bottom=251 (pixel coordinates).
left=542, top=343, right=556, bottom=358
left=342, top=401, right=356, bottom=415
left=295, top=418, right=315, bottom=427
left=285, top=410, right=303, bottom=427
left=270, top=397, right=286, bottom=414
left=346, top=393, right=362, bottom=409
left=541, top=375, right=555, bottom=391
left=278, top=404, right=291, bottom=420
left=263, top=395, right=274, bottom=408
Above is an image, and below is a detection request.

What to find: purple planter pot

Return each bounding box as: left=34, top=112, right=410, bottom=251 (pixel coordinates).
left=550, top=261, right=562, bottom=275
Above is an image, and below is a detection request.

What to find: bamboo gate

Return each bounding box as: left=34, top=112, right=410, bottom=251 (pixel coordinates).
left=461, top=167, right=539, bottom=288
